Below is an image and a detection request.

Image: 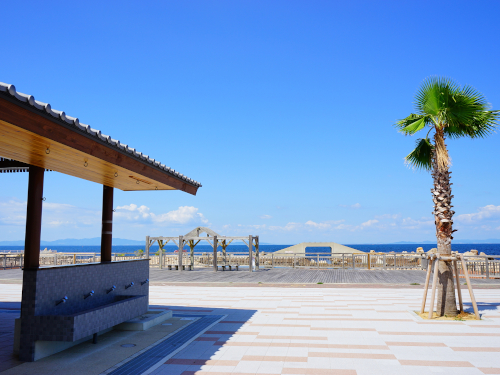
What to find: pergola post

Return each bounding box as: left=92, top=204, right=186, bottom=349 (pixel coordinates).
left=24, top=166, right=45, bottom=269
left=213, top=235, right=218, bottom=271
left=255, top=236, right=260, bottom=270
left=100, top=185, right=113, bottom=262
left=178, top=236, right=184, bottom=271
left=248, top=235, right=253, bottom=272
left=145, top=236, right=150, bottom=259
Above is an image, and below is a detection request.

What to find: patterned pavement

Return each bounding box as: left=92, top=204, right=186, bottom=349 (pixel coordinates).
left=1, top=283, right=499, bottom=374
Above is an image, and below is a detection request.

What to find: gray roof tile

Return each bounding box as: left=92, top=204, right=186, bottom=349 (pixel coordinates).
left=0, top=82, right=201, bottom=187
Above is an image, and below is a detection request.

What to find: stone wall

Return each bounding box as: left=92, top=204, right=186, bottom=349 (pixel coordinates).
left=19, top=260, right=149, bottom=361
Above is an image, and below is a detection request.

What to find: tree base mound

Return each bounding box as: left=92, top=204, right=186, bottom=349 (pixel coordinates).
left=416, top=311, right=479, bottom=321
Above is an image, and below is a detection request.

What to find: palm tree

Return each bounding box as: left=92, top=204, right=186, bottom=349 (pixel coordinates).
left=396, top=77, right=498, bottom=316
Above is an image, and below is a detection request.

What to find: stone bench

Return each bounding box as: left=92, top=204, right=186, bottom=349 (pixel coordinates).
left=167, top=264, right=192, bottom=271
left=218, top=264, right=239, bottom=271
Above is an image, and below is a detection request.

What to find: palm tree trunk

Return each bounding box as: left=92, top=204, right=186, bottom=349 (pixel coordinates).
left=432, top=129, right=457, bottom=316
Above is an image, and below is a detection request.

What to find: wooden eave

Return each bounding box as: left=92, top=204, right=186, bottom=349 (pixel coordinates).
left=0, top=94, right=199, bottom=194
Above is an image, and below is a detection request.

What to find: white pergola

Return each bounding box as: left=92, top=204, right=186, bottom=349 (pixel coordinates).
left=146, top=227, right=260, bottom=272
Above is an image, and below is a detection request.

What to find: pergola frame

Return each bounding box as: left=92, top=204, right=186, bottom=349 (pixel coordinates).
left=147, top=228, right=260, bottom=272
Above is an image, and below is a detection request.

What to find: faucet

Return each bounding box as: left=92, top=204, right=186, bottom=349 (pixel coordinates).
left=84, top=290, right=95, bottom=299
left=107, top=285, right=116, bottom=294
left=56, top=296, right=68, bottom=306
left=125, top=282, right=134, bottom=289
left=141, top=279, right=149, bottom=286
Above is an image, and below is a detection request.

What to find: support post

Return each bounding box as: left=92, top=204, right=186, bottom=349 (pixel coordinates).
left=383, top=254, right=387, bottom=270
left=317, top=254, right=319, bottom=269
left=145, top=236, right=150, bottom=259
left=255, top=236, right=260, bottom=270
left=213, top=236, right=218, bottom=271
left=352, top=254, right=355, bottom=269
left=272, top=253, right=274, bottom=268
left=100, top=185, right=113, bottom=262
left=485, top=257, right=490, bottom=279
left=428, top=257, right=440, bottom=319
left=24, top=165, right=45, bottom=269
left=342, top=254, right=345, bottom=270
left=178, top=236, right=184, bottom=271
left=394, top=254, right=397, bottom=270
left=248, top=235, right=253, bottom=272
left=420, top=257, right=434, bottom=314
left=460, top=255, right=480, bottom=319
left=453, top=259, right=463, bottom=312
left=367, top=254, right=371, bottom=270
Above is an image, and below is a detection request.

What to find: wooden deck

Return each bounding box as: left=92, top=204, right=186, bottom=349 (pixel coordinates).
left=1, top=267, right=499, bottom=285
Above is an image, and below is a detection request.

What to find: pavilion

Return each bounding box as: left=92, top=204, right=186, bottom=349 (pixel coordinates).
left=0, top=82, right=201, bottom=361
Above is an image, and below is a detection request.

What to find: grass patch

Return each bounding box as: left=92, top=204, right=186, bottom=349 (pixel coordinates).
left=317, top=282, right=323, bottom=284
left=410, top=283, right=420, bottom=285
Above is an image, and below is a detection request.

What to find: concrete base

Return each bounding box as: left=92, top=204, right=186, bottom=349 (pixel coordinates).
left=14, top=318, right=113, bottom=361
left=115, top=309, right=172, bottom=331
left=14, top=309, right=170, bottom=361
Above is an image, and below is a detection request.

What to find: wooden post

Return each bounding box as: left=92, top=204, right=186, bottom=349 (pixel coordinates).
left=342, top=254, right=345, bottom=270
left=73, top=254, right=76, bottom=264
left=352, top=254, right=355, bottom=269
left=158, top=240, right=163, bottom=269
left=272, top=253, right=274, bottom=268
left=248, top=235, right=253, bottom=272
left=367, top=254, right=371, bottom=270
left=100, top=185, right=113, bottom=262
left=428, top=257, right=440, bottom=319
left=178, top=236, right=184, bottom=271
left=145, top=236, right=150, bottom=259
left=317, top=254, right=320, bottom=269
left=255, top=236, right=260, bottom=270
left=383, top=254, right=387, bottom=270
left=460, top=255, right=480, bottom=319
left=420, top=257, right=434, bottom=314
left=24, top=166, right=45, bottom=269
left=213, top=236, right=218, bottom=271
left=453, top=259, right=463, bottom=312
left=485, top=257, right=490, bottom=279
left=394, top=254, right=397, bottom=270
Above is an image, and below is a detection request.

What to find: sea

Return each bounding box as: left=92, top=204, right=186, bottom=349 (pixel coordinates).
left=1, top=244, right=500, bottom=255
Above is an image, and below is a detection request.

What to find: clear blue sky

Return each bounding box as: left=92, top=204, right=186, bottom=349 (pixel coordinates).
left=1, top=0, right=499, bottom=244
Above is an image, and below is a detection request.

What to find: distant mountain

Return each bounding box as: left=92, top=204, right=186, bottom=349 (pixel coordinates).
left=0, top=238, right=144, bottom=246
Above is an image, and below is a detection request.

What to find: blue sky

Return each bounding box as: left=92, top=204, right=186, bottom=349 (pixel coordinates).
left=1, top=0, right=499, bottom=244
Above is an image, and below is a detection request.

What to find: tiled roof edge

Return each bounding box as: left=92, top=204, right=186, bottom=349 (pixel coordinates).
left=0, top=82, right=201, bottom=187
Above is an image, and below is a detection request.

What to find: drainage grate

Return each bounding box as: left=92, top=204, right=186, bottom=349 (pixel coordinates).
left=108, top=315, right=224, bottom=375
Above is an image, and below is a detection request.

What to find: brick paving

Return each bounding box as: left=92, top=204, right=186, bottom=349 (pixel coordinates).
left=1, top=275, right=499, bottom=374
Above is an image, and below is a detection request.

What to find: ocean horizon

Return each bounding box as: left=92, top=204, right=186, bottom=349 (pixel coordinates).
left=1, top=243, right=499, bottom=255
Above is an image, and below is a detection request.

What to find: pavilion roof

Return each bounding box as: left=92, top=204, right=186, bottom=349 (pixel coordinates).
left=0, top=82, right=201, bottom=194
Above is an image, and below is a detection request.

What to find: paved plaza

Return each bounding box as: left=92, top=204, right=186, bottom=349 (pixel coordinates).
left=0, top=276, right=500, bottom=374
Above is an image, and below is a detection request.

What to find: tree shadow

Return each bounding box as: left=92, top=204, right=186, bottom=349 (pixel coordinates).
left=463, top=301, right=500, bottom=313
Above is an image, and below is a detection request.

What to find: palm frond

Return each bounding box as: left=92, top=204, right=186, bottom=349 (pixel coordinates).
left=405, top=138, right=433, bottom=171
left=395, top=114, right=429, bottom=135
left=414, top=77, right=460, bottom=117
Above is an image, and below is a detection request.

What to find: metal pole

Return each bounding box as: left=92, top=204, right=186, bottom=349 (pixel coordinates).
left=24, top=165, right=45, bottom=269
left=248, top=235, right=253, bottom=272
left=213, top=236, right=218, bottom=271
